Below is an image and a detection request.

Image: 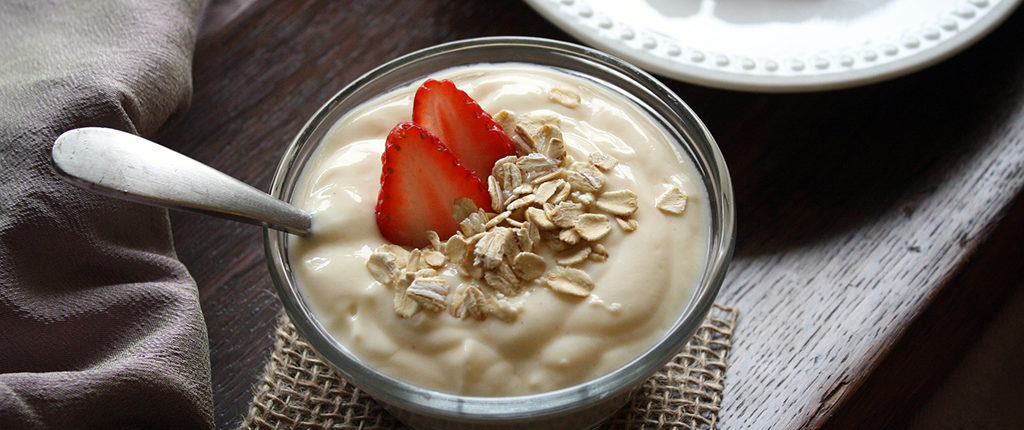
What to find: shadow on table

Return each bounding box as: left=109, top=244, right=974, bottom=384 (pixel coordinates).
left=664, top=7, right=1024, bottom=259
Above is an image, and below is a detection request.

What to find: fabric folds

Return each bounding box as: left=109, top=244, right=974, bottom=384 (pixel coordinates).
left=0, top=1, right=212, bottom=428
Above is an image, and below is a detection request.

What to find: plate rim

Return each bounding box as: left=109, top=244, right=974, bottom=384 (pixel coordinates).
left=524, top=0, right=1022, bottom=92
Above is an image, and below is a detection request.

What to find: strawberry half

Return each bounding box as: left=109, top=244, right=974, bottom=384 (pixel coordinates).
left=412, top=79, right=517, bottom=179
left=376, top=122, right=492, bottom=248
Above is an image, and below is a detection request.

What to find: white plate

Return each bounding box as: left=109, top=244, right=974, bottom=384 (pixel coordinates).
left=524, top=0, right=1021, bottom=92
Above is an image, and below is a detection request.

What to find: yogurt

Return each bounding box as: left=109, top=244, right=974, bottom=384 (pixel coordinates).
left=288, top=63, right=709, bottom=396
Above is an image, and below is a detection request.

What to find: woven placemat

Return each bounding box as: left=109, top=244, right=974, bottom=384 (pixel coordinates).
left=242, top=304, right=738, bottom=430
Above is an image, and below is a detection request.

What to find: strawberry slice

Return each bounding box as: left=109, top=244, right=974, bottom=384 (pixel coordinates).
left=412, top=79, right=517, bottom=179
left=376, top=122, right=492, bottom=247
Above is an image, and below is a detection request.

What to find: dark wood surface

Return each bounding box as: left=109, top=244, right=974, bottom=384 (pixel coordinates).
left=165, top=1, right=1024, bottom=428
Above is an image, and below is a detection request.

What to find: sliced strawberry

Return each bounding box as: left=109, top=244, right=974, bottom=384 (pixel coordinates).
left=376, top=122, right=492, bottom=247
left=412, top=79, right=516, bottom=179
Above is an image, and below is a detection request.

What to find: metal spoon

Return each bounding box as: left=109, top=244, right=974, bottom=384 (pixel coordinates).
left=51, top=127, right=311, bottom=235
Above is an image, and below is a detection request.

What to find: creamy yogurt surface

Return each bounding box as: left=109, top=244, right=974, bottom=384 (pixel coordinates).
left=288, top=63, right=709, bottom=396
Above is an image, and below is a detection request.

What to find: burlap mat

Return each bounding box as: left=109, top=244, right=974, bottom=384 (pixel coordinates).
left=242, top=304, right=738, bottom=430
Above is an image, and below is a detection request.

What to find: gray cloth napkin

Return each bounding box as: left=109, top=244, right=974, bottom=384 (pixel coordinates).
left=0, top=1, right=213, bottom=428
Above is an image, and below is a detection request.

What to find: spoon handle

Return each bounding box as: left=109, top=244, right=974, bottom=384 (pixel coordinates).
left=52, top=127, right=311, bottom=235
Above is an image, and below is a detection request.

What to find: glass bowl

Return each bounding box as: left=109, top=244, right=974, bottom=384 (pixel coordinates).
left=264, top=36, right=734, bottom=429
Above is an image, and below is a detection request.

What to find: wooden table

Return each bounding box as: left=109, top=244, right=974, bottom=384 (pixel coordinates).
left=164, top=1, right=1024, bottom=428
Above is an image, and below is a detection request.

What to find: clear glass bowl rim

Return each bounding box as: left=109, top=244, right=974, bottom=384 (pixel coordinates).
left=264, top=36, right=735, bottom=423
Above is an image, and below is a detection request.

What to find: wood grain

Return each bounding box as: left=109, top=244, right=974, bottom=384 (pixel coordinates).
left=165, top=1, right=1024, bottom=428
left=824, top=192, right=1024, bottom=428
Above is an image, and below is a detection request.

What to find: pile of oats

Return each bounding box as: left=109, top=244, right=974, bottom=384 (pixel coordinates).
left=367, top=93, right=687, bottom=323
